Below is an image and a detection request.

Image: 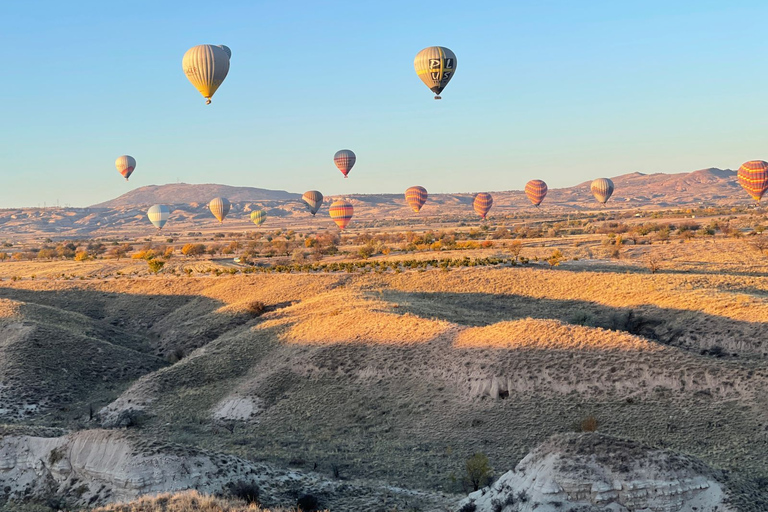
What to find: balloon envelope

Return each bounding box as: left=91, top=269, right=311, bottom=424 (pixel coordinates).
left=147, top=204, right=170, bottom=230
left=182, top=45, right=230, bottom=104
left=250, top=210, right=267, bottom=226
left=590, top=178, right=615, bottom=204
left=414, top=46, right=456, bottom=99
left=302, top=190, right=324, bottom=215
left=525, top=180, right=548, bottom=206
left=738, top=160, right=768, bottom=203
left=329, top=199, right=354, bottom=230
left=209, top=197, right=231, bottom=222
left=115, top=155, right=136, bottom=181
left=334, top=150, right=356, bottom=178
left=473, top=192, right=493, bottom=219
left=217, top=45, right=232, bottom=58
left=405, top=186, right=428, bottom=213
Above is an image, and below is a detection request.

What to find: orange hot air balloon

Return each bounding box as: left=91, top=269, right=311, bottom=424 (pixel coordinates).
left=334, top=150, right=356, bottom=178
left=405, top=186, right=428, bottom=213
left=525, top=180, right=548, bottom=206
left=473, top=192, right=493, bottom=219
left=738, top=160, right=768, bottom=203
left=329, top=199, right=354, bottom=230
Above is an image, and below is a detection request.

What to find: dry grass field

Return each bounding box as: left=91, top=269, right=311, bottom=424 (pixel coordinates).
left=1, top=222, right=768, bottom=510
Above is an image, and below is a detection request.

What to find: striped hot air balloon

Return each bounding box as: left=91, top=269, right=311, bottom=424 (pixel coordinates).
left=115, top=155, right=136, bottom=181
left=525, top=180, right=548, bottom=207
left=182, top=44, right=230, bottom=105
left=302, top=190, right=324, bottom=216
left=405, top=186, right=428, bottom=213
left=250, top=210, right=267, bottom=226
left=414, top=46, right=457, bottom=99
left=147, top=204, right=170, bottom=230
left=329, top=199, right=354, bottom=230
left=738, top=160, right=768, bottom=203
left=590, top=178, right=614, bottom=204
left=209, top=197, right=231, bottom=223
left=334, top=150, right=356, bottom=178
left=473, top=193, right=493, bottom=219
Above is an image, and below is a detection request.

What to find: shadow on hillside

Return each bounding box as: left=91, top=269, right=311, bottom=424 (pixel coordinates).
left=377, top=290, right=768, bottom=357
left=0, top=286, right=231, bottom=357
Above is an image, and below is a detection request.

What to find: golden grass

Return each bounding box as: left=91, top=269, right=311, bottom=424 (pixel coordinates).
left=93, top=490, right=309, bottom=512
left=454, top=318, right=661, bottom=351
left=259, top=288, right=452, bottom=345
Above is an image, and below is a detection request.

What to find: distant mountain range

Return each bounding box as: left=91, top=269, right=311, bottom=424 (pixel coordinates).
left=0, top=168, right=749, bottom=239
left=91, top=168, right=741, bottom=209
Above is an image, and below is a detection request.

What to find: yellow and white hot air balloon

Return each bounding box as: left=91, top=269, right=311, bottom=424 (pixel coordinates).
left=414, top=46, right=457, bottom=99
left=182, top=44, right=231, bottom=105
left=209, top=197, right=231, bottom=223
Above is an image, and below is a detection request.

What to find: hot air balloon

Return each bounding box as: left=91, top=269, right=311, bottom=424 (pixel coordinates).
left=250, top=210, right=267, bottom=226
left=209, top=197, right=231, bottom=223
left=738, top=160, right=768, bottom=203
left=473, top=193, right=493, bottom=219
left=182, top=44, right=230, bottom=105
left=302, top=190, right=324, bottom=216
left=525, top=180, right=548, bottom=207
left=405, top=186, right=428, bottom=213
left=115, top=155, right=136, bottom=181
left=147, top=204, right=170, bottom=230
left=329, top=199, right=353, bottom=230
left=334, top=150, right=356, bottom=178
left=590, top=178, right=614, bottom=204
left=414, top=46, right=457, bottom=99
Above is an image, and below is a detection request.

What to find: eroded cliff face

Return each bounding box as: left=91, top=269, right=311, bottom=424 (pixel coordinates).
left=457, top=434, right=731, bottom=512
left=0, top=429, right=254, bottom=506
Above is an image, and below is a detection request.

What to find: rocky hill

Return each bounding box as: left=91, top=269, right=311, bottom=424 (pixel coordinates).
left=458, top=433, right=730, bottom=512
left=91, top=184, right=300, bottom=208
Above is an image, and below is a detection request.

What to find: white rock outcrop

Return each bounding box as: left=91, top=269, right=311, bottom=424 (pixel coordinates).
left=456, top=433, right=731, bottom=512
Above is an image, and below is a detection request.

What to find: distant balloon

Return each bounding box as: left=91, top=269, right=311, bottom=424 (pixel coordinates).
left=405, top=186, right=428, bottom=213
left=115, top=155, right=136, bottom=181
left=334, top=150, right=356, bottom=178
left=414, top=46, right=457, bottom=99
left=329, top=199, right=354, bottom=230
left=473, top=192, right=493, bottom=219
left=147, top=204, right=170, bottom=230
left=590, top=178, right=614, bottom=204
left=217, top=45, right=232, bottom=58
left=525, top=180, right=548, bottom=207
left=302, top=190, right=324, bottom=216
left=250, top=210, right=267, bottom=226
left=209, top=197, right=231, bottom=223
left=738, top=160, right=768, bottom=203
left=182, top=45, right=230, bottom=105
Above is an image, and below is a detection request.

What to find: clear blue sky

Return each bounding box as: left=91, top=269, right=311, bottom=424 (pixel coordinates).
left=1, top=0, right=767, bottom=207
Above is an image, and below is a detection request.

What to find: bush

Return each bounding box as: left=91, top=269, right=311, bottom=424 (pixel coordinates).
left=580, top=415, right=599, bottom=432
left=465, top=453, right=493, bottom=492
left=296, top=494, right=320, bottom=511
left=226, top=480, right=260, bottom=504
left=246, top=301, right=266, bottom=316
left=458, top=501, right=477, bottom=512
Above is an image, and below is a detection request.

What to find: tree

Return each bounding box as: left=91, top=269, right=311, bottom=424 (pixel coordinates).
left=181, top=243, right=206, bottom=257
left=508, top=240, right=523, bottom=261
left=465, top=453, right=492, bottom=492
left=147, top=259, right=165, bottom=274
